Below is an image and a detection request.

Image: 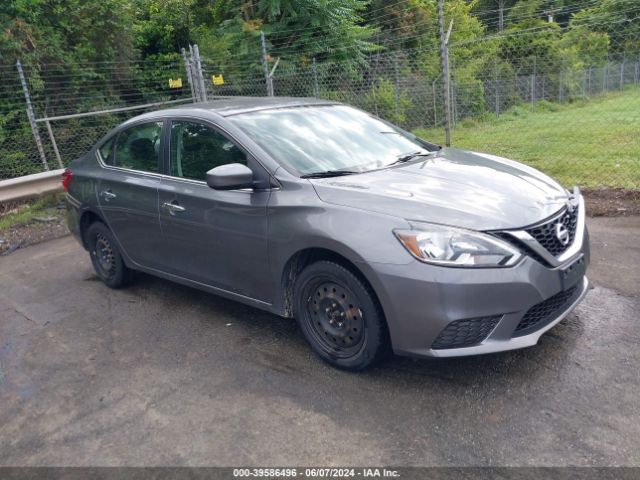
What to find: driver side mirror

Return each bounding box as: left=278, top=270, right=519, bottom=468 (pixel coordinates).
left=206, top=163, right=254, bottom=190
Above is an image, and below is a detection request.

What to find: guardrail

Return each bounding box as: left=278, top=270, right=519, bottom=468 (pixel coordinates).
left=0, top=169, right=64, bottom=204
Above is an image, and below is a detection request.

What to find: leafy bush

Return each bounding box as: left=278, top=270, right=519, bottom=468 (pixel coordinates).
left=364, top=78, right=413, bottom=125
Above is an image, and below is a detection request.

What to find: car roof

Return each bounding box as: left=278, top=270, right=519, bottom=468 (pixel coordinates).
left=121, top=97, right=341, bottom=128
left=157, top=96, right=340, bottom=118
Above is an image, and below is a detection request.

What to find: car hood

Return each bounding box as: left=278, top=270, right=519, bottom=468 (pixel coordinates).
left=310, top=148, right=570, bottom=230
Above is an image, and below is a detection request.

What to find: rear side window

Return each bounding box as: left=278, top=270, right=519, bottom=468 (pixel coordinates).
left=113, top=121, right=163, bottom=173
left=170, top=121, right=247, bottom=181
left=99, top=137, right=114, bottom=163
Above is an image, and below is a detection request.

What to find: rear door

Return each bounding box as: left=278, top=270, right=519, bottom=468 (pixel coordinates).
left=96, top=120, right=164, bottom=269
left=156, top=119, right=271, bottom=301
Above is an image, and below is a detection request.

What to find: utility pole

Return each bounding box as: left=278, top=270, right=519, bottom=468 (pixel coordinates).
left=498, top=0, right=505, bottom=31
left=437, top=0, right=452, bottom=147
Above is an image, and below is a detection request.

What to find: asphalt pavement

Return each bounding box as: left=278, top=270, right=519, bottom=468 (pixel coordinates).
left=0, top=216, right=638, bottom=466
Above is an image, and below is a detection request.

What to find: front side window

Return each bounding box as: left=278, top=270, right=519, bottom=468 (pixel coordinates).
left=170, top=121, right=247, bottom=181
left=113, top=121, right=162, bottom=172
left=230, top=105, right=434, bottom=175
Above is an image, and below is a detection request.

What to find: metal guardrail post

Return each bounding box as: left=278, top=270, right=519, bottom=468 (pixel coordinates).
left=16, top=60, right=49, bottom=171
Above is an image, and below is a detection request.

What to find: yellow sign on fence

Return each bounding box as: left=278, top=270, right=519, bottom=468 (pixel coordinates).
left=212, top=74, right=225, bottom=86
left=168, top=78, right=183, bottom=89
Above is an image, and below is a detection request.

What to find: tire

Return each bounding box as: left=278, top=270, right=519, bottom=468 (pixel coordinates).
left=293, top=260, right=389, bottom=370
left=87, top=222, right=134, bottom=289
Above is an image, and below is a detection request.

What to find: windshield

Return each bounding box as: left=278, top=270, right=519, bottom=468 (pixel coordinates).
left=230, top=105, right=435, bottom=176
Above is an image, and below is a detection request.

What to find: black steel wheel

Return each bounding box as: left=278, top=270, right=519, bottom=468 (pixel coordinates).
left=93, top=231, right=116, bottom=279
left=305, top=280, right=366, bottom=358
left=87, top=222, right=134, bottom=289
left=293, top=260, right=389, bottom=370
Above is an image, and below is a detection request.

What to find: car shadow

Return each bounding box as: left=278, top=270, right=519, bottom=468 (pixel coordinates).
left=124, top=271, right=586, bottom=389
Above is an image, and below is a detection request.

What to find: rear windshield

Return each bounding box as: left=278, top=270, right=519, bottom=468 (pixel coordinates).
left=230, top=105, right=432, bottom=175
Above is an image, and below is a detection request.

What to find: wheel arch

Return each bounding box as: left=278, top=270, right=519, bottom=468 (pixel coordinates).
left=79, top=208, right=106, bottom=249
left=279, top=247, right=384, bottom=320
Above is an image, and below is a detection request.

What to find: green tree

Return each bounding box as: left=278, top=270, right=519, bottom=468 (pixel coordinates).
left=570, top=0, right=640, bottom=58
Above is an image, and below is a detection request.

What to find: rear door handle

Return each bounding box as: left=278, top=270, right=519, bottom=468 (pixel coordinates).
left=162, top=201, right=186, bottom=213
left=101, top=190, right=117, bottom=200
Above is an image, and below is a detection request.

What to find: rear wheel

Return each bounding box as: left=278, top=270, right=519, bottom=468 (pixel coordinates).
left=293, top=260, right=389, bottom=370
left=87, top=222, right=134, bottom=289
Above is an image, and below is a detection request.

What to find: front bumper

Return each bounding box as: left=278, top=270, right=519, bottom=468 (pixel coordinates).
left=361, top=202, right=590, bottom=359
left=421, top=276, right=589, bottom=357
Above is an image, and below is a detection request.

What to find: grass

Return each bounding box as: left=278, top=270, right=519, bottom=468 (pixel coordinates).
left=0, top=193, right=65, bottom=232
left=413, top=88, right=640, bottom=189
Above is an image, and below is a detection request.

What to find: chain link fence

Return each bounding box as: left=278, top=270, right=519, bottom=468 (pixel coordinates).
left=0, top=56, right=193, bottom=180
left=1, top=19, right=639, bottom=190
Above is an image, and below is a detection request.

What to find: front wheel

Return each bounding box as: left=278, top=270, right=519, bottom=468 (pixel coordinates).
left=293, top=261, right=389, bottom=370
left=87, top=222, right=134, bottom=289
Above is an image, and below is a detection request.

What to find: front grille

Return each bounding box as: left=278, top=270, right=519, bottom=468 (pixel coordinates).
left=513, top=286, right=578, bottom=337
left=432, top=315, right=501, bottom=349
left=525, top=206, right=579, bottom=257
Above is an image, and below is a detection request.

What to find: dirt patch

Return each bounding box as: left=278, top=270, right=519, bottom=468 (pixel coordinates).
left=583, top=188, right=640, bottom=217
left=0, top=218, right=69, bottom=256
left=0, top=196, right=69, bottom=256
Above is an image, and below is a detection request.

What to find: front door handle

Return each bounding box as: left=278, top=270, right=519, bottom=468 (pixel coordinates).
left=162, top=201, right=186, bottom=213
left=101, top=190, right=117, bottom=201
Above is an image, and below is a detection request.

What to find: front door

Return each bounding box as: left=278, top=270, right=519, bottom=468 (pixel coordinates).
left=97, top=120, right=164, bottom=269
left=157, top=120, right=271, bottom=301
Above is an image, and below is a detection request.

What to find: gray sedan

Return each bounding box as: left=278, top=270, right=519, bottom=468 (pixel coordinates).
left=65, top=97, right=589, bottom=370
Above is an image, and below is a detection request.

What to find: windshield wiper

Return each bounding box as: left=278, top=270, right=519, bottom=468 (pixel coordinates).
left=300, top=170, right=359, bottom=179
left=389, top=150, right=438, bottom=166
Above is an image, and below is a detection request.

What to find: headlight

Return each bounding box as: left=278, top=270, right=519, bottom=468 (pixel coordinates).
left=394, top=222, right=522, bottom=267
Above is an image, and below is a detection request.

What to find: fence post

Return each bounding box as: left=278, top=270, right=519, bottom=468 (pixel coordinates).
left=437, top=0, right=452, bottom=146
left=42, top=113, right=63, bottom=169
left=530, top=56, right=536, bottom=111
left=16, top=60, right=49, bottom=171
left=312, top=57, right=319, bottom=97
left=260, top=31, right=274, bottom=96
left=191, top=44, right=207, bottom=102
left=432, top=79, right=438, bottom=126
left=188, top=45, right=200, bottom=101
left=620, top=57, right=625, bottom=90
left=494, top=58, right=500, bottom=118
left=393, top=53, right=400, bottom=119
left=451, top=81, right=457, bottom=127
left=181, top=47, right=197, bottom=102
left=603, top=62, right=608, bottom=93
left=558, top=66, right=563, bottom=103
